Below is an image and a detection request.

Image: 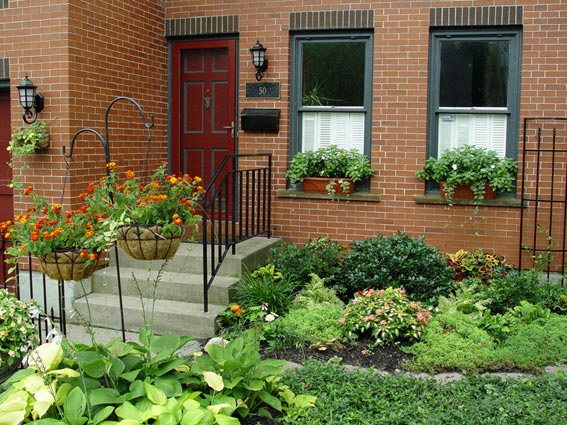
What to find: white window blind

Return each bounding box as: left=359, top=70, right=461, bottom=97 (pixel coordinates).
left=438, top=113, right=507, bottom=157
left=302, top=112, right=365, bottom=153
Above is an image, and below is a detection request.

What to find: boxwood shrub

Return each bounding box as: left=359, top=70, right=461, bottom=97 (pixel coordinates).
left=338, top=232, right=455, bottom=303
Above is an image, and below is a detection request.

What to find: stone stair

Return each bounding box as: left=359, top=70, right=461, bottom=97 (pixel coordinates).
left=72, top=237, right=279, bottom=338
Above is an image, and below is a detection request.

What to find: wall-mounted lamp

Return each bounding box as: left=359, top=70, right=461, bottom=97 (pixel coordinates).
left=16, top=75, right=44, bottom=124
left=250, top=40, right=268, bottom=81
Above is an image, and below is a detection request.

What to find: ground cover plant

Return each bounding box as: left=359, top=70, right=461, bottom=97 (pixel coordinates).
left=282, top=359, right=567, bottom=424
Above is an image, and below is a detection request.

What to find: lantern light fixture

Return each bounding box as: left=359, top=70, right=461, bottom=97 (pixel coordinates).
left=249, top=40, right=268, bottom=81
left=16, top=75, right=44, bottom=124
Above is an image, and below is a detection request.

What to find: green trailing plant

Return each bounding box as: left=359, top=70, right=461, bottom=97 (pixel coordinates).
left=340, top=287, right=431, bottom=347
left=269, top=237, right=345, bottom=291
left=8, top=120, right=50, bottom=157
left=283, top=359, right=567, bottom=424
left=415, top=145, right=518, bottom=204
left=339, top=232, right=455, bottom=302
left=285, top=145, right=375, bottom=194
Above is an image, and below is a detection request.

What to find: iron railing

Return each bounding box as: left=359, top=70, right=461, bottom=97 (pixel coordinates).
left=519, top=117, right=567, bottom=282
left=201, top=153, right=272, bottom=312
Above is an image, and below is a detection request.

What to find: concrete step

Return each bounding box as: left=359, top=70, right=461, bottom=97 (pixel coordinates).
left=72, top=237, right=280, bottom=338
left=72, top=293, right=225, bottom=338
left=91, top=267, right=237, bottom=306
left=110, top=237, right=279, bottom=276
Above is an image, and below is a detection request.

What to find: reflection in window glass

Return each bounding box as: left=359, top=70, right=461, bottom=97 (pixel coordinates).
left=439, top=40, right=509, bottom=108
left=302, top=42, right=365, bottom=106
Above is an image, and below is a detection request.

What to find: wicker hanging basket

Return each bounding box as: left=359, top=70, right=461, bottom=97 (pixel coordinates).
left=40, top=250, right=98, bottom=281
left=116, top=224, right=181, bottom=260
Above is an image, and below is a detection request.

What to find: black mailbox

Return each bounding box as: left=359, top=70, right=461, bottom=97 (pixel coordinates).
left=241, top=108, right=280, bottom=133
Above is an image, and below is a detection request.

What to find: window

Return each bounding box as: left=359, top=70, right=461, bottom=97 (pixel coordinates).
left=428, top=30, right=521, bottom=159
left=291, top=33, right=373, bottom=155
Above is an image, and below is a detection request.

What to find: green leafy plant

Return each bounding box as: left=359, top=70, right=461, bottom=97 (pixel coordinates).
left=0, top=289, right=38, bottom=367
left=233, top=264, right=297, bottom=316
left=84, top=162, right=204, bottom=237
left=415, top=145, right=518, bottom=203
left=292, top=273, right=344, bottom=309
left=339, top=232, right=455, bottom=302
left=7, top=120, right=50, bottom=157
left=340, top=287, right=431, bottom=347
left=285, top=145, right=375, bottom=193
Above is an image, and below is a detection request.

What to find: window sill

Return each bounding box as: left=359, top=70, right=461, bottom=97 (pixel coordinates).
left=414, top=194, right=525, bottom=207
left=277, top=189, right=381, bottom=202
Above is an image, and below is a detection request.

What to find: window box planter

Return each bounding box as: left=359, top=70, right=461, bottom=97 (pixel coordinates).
left=439, top=183, right=496, bottom=201
left=302, top=177, right=355, bottom=195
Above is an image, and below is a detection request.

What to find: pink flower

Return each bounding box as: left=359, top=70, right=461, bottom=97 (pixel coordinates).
left=368, top=314, right=375, bottom=321
left=375, top=309, right=383, bottom=316
left=339, top=317, right=346, bottom=324
left=380, top=320, right=387, bottom=326
left=384, top=303, right=390, bottom=310
left=361, top=350, right=367, bottom=356
left=410, top=301, right=418, bottom=309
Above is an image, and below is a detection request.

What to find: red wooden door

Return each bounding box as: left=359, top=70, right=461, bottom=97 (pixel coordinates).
left=171, top=40, right=236, bottom=187
left=0, top=88, right=13, bottom=223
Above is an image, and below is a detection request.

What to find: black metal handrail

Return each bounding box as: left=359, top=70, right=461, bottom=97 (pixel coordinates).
left=201, top=153, right=272, bottom=312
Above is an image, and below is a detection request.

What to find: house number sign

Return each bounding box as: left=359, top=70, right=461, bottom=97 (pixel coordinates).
left=245, top=82, right=280, bottom=99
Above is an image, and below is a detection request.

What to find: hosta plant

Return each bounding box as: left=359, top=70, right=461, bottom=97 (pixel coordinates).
left=340, top=287, right=431, bottom=347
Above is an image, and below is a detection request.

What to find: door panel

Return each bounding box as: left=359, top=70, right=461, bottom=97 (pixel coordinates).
left=171, top=40, right=236, bottom=185
left=0, top=88, right=13, bottom=223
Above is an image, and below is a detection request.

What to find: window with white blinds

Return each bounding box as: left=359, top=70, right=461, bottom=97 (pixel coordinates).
left=302, top=112, right=365, bottom=153
left=438, top=114, right=507, bottom=157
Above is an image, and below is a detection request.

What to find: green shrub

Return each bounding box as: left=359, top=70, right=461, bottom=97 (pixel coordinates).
left=268, top=237, right=345, bottom=290
left=233, top=264, right=297, bottom=315
left=485, top=269, right=567, bottom=314
left=340, top=287, right=431, bottom=347
left=339, top=232, right=455, bottom=302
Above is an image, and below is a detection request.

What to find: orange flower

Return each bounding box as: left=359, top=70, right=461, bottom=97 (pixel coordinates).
left=172, top=214, right=183, bottom=225
left=125, top=170, right=135, bottom=179
left=23, top=186, right=33, bottom=196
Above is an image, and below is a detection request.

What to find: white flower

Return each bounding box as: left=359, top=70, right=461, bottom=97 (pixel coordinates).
left=29, top=305, right=41, bottom=319
left=264, top=313, right=277, bottom=322
left=46, top=327, right=62, bottom=345
left=452, top=163, right=458, bottom=170
left=490, top=164, right=496, bottom=169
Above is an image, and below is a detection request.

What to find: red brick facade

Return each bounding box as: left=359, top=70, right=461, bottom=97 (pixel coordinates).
left=2, top=1, right=567, bottom=269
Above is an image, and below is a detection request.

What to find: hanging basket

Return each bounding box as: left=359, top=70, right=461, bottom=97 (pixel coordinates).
left=116, top=224, right=181, bottom=260
left=40, top=250, right=98, bottom=281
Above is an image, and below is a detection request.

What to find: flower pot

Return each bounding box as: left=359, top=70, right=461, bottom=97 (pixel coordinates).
left=116, top=224, right=181, bottom=260
left=40, top=250, right=98, bottom=281
left=302, top=177, right=355, bottom=194
left=439, top=183, right=496, bottom=200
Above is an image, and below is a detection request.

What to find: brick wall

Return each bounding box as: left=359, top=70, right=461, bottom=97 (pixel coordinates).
left=2, top=1, right=566, bottom=268
left=165, top=0, right=567, bottom=267
left=1, top=0, right=167, bottom=211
